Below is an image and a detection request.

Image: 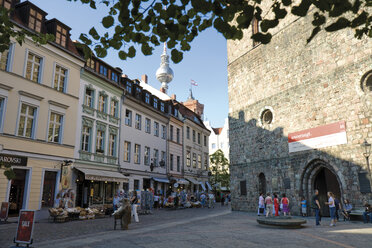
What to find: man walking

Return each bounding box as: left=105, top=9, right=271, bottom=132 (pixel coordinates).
left=311, top=189, right=321, bottom=226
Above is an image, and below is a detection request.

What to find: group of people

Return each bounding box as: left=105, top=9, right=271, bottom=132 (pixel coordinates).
left=258, top=192, right=291, bottom=217
left=113, top=190, right=139, bottom=223
left=54, top=190, right=75, bottom=209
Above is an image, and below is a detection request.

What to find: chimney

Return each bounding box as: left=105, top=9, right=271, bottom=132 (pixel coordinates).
left=141, top=74, right=148, bottom=84
left=171, top=94, right=176, bottom=100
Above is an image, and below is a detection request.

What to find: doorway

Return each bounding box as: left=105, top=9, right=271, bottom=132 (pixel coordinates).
left=42, top=171, right=57, bottom=207
left=8, top=169, right=27, bottom=216
left=258, top=173, right=266, bottom=194
left=313, top=167, right=341, bottom=216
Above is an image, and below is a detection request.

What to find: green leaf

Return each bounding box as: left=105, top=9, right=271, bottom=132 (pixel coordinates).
left=171, top=48, right=183, bottom=63
left=128, top=46, right=136, bottom=58
left=118, top=50, right=127, bottom=60
left=102, top=15, right=114, bottom=28
left=89, top=27, right=100, bottom=40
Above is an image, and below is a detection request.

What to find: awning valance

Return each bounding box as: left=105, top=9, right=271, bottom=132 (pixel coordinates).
left=76, top=168, right=128, bottom=183
left=176, top=179, right=189, bottom=185
left=186, top=177, right=201, bottom=185
left=206, top=181, right=212, bottom=191
left=152, top=177, right=170, bottom=183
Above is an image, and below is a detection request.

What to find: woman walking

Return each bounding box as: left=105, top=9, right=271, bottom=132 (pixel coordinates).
left=273, top=194, right=279, bottom=216
left=281, top=193, right=289, bottom=216
left=325, top=192, right=336, bottom=226
left=265, top=193, right=273, bottom=217
left=258, top=193, right=265, bottom=216
left=130, top=191, right=139, bottom=223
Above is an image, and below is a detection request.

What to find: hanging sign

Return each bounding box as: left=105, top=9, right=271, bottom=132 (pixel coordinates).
left=14, top=210, right=35, bottom=245
left=0, top=202, right=9, bottom=221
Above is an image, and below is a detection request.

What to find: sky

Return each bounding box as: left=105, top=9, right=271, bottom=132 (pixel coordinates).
left=30, top=0, right=229, bottom=127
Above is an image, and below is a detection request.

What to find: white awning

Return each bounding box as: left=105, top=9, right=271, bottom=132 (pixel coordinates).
left=152, top=177, right=170, bottom=183
left=206, top=182, right=212, bottom=191
left=186, top=177, right=201, bottom=185
left=200, top=183, right=206, bottom=191
left=177, top=179, right=189, bottom=185
left=76, top=168, right=128, bottom=183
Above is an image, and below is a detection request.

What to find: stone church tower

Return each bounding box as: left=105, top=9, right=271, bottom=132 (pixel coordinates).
left=227, top=7, right=372, bottom=214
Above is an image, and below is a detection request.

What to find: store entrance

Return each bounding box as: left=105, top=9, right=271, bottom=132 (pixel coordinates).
left=143, top=178, right=151, bottom=191
left=8, top=169, right=27, bottom=216
left=42, top=171, right=57, bottom=207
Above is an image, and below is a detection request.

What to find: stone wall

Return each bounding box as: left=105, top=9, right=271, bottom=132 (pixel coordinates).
left=227, top=9, right=372, bottom=213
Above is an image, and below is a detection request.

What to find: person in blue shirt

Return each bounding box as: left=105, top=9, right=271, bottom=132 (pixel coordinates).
left=301, top=196, right=307, bottom=217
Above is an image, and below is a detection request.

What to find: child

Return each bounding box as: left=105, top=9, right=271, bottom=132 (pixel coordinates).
left=301, top=196, right=307, bottom=217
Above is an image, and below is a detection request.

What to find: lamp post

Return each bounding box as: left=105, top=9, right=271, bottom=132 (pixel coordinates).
left=362, top=139, right=371, bottom=187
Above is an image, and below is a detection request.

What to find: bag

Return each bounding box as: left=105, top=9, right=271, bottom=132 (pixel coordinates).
left=259, top=208, right=264, bottom=214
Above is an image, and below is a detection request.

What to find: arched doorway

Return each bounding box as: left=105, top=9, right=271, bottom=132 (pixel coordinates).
left=258, top=173, right=266, bottom=194
left=300, top=159, right=342, bottom=217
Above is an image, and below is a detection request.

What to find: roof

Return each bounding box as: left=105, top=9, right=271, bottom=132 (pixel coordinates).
left=139, top=81, right=171, bottom=101
left=212, top=127, right=223, bottom=135
left=178, top=103, right=209, bottom=132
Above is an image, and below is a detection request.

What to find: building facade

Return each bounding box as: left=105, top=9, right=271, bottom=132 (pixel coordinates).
left=227, top=7, right=372, bottom=214
left=0, top=0, right=84, bottom=214
left=204, top=118, right=230, bottom=161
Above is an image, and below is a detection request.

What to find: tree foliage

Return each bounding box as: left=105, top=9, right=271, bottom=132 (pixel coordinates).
left=209, top=149, right=230, bottom=189
left=0, top=0, right=371, bottom=63
left=0, top=162, right=16, bottom=180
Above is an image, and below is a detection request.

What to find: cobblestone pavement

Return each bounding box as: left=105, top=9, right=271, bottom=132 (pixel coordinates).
left=1, top=205, right=372, bottom=248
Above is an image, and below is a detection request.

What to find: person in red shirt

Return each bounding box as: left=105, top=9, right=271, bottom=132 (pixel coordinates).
left=274, top=193, right=279, bottom=216
left=281, top=193, right=290, bottom=216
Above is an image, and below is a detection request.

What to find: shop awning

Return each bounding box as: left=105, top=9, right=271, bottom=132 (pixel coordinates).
left=176, top=179, right=189, bottom=185
left=200, top=182, right=206, bottom=191
left=186, top=177, right=201, bottom=185
left=76, top=168, right=128, bottom=183
left=206, top=182, right=212, bottom=191
left=152, top=177, right=170, bottom=183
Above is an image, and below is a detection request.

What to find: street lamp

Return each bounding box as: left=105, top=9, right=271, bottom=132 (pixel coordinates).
left=362, top=139, right=371, bottom=185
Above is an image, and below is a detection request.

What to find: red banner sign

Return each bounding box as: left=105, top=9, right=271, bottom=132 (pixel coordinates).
left=0, top=202, right=9, bottom=220
left=15, top=210, right=35, bottom=245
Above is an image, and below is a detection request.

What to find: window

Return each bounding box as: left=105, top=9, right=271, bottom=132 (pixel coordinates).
left=126, top=82, right=132, bottom=94
left=53, top=65, right=67, bottom=92
left=204, top=135, right=207, bottom=146
left=0, top=98, right=5, bottom=131
left=160, top=102, right=165, bottom=112
left=186, top=126, right=190, bottom=139
left=192, top=130, right=196, bottom=142
left=111, top=72, right=119, bottom=82
left=28, top=8, right=42, bottom=32
left=145, top=118, right=151, bottom=133
left=25, top=52, right=42, bottom=83
left=110, top=99, right=118, bottom=117
left=108, top=133, right=116, bottom=156
left=204, top=153, right=208, bottom=171
left=177, top=156, right=180, bottom=172
left=174, top=108, right=178, bottom=117
left=145, top=93, right=150, bottom=104
left=198, top=154, right=202, bottom=169
left=96, top=129, right=105, bottom=154
left=170, top=154, right=174, bottom=171
left=84, top=88, right=94, bottom=108
left=55, top=25, right=67, bottom=47
left=240, top=180, right=247, bottom=196
left=48, top=112, right=63, bottom=143
left=153, top=149, right=159, bottom=166
left=198, top=133, right=201, bottom=144
left=176, top=128, right=180, bottom=143
left=161, top=151, right=166, bottom=166
left=135, top=114, right=141, bottom=130
left=18, top=103, right=36, bottom=138
left=261, top=109, right=273, bottom=124
left=124, top=141, right=131, bottom=162
left=134, top=179, right=139, bottom=191
left=186, top=151, right=191, bottom=167
left=153, top=98, right=158, bottom=109
left=212, top=143, right=216, bottom=149
left=0, top=44, right=13, bottom=71
left=81, top=126, right=91, bottom=152
left=125, top=109, right=132, bottom=126
left=154, top=122, right=159, bottom=136
left=192, top=153, right=197, bottom=168
left=99, top=65, right=108, bottom=77
left=98, top=93, right=107, bottom=112
left=161, top=125, right=166, bottom=139
left=86, top=58, right=95, bottom=70
left=144, top=146, right=150, bottom=165
left=135, top=87, right=141, bottom=98
left=170, top=125, right=173, bottom=141
left=134, top=144, right=141, bottom=164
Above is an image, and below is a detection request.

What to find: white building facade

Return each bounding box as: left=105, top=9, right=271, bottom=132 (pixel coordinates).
left=204, top=118, right=230, bottom=161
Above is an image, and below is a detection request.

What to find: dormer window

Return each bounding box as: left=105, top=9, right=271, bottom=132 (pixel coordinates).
left=111, top=72, right=119, bottom=83
left=1, top=0, right=12, bottom=10
left=145, top=93, right=150, bottom=104
left=86, top=58, right=95, bottom=70
left=29, top=8, right=42, bottom=32
left=126, top=82, right=132, bottom=94
left=56, top=25, right=67, bottom=47
left=153, top=98, right=158, bottom=109
left=99, top=64, right=107, bottom=77
left=135, top=87, right=141, bottom=98
left=160, top=102, right=165, bottom=112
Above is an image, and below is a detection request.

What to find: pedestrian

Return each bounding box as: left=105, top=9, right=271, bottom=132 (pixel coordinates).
left=208, top=193, right=215, bottom=208
left=224, top=193, right=229, bottom=206
left=273, top=194, right=279, bottom=216
left=334, top=197, right=341, bottom=222
left=154, top=193, right=159, bottom=209
left=362, top=201, right=372, bottom=224
left=265, top=193, right=273, bottom=217
left=311, top=189, right=321, bottom=226
left=258, top=193, right=265, bottom=216
left=325, top=191, right=336, bottom=226
left=113, top=193, right=120, bottom=211
left=301, top=196, right=307, bottom=217
left=221, top=194, right=224, bottom=206
left=130, top=191, right=139, bottom=223
left=200, top=193, right=206, bottom=208
left=341, top=199, right=352, bottom=221
left=281, top=193, right=289, bottom=216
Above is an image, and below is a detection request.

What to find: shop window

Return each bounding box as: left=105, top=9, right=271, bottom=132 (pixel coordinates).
left=48, top=112, right=63, bottom=143
left=125, top=109, right=132, bottom=126
left=17, top=103, right=37, bottom=138
left=81, top=125, right=91, bottom=152
left=0, top=43, right=14, bottom=71
left=192, top=153, right=197, bottom=168
left=170, top=154, right=174, bottom=171
left=84, top=87, right=94, bottom=108
left=53, top=64, right=67, bottom=92
left=186, top=151, right=191, bottom=167
left=55, top=25, right=67, bottom=47
left=108, top=133, right=116, bottom=156
left=154, top=122, right=159, bottom=137
left=28, top=8, right=43, bottom=33
left=25, top=52, right=42, bottom=83
left=135, top=114, right=141, bottom=130
left=105, top=182, right=114, bottom=203
left=134, top=144, right=141, bottom=164
left=92, top=182, right=102, bottom=204
left=124, top=141, right=131, bottom=162
left=96, top=129, right=105, bottom=154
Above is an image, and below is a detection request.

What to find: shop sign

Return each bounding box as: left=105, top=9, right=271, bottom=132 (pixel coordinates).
left=61, top=165, right=71, bottom=190
left=288, top=121, right=347, bottom=153
left=0, top=154, right=27, bottom=166
left=85, top=175, right=121, bottom=182
left=14, top=210, right=35, bottom=245
left=173, top=183, right=179, bottom=188
left=0, top=202, right=9, bottom=221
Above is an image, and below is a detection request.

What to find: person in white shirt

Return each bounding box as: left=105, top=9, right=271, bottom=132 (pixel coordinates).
left=154, top=194, right=159, bottom=209
left=325, top=191, right=336, bottom=226
left=258, top=193, right=265, bottom=216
